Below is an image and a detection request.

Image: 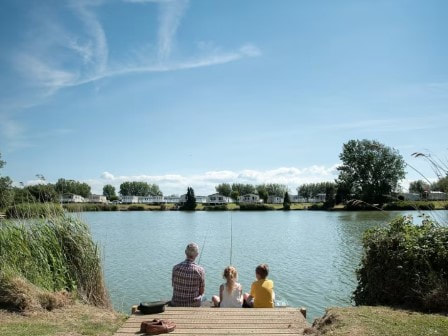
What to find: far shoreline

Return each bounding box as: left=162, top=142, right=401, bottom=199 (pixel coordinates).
left=60, top=200, right=448, bottom=213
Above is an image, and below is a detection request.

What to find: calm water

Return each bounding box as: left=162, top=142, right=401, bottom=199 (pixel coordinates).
left=81, top=210, right=448, bottom=320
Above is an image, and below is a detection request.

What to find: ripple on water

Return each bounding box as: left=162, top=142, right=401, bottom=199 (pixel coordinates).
left=80, top=210, right=445, bottom=320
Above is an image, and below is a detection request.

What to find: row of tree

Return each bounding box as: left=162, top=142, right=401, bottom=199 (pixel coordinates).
left=409, top=178, right=448, bottom=195
left=2, top=139, right=448, bottom=209
left=215, top=183, right=289, bottom=202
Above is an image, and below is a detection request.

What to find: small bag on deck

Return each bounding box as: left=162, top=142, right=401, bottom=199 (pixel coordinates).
left=138, top=301, right=167, bottom=314
left=140, top=319, right=176, bottom=335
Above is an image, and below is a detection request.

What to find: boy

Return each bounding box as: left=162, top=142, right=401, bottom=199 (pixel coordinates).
left=243, top=264, right=275, bottom=308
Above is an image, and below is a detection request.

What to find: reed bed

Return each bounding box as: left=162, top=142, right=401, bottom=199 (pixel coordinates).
left=0, top=215, right=110, bottom=310
left=5, top=203, right=64, bottom=219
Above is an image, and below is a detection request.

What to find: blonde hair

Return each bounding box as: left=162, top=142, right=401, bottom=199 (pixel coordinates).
left=223, top=266, right=238, bottom=293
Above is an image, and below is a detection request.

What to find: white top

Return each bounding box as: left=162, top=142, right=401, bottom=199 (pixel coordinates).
left=220, top=282, right=243, bottom=308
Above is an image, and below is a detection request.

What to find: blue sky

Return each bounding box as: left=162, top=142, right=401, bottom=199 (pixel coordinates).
left=1, top=0, right=447, bottom=195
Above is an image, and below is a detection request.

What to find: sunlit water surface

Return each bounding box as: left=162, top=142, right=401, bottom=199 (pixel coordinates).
left=81, top=210, right=448, bottom=320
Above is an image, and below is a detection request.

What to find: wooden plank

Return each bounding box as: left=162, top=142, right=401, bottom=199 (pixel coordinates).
left=133, top=311, right=300, bottom=316
left=119, top=323, right=302, bottom=329
left=131, top=317, right=303, bottom=322
left=115, top=334, right=303, bottom=336
left=114, top=307, right=309, bottom=336
left=164, top=307, right=298, bottom=311
left=116, top=329, right=302, bottom=334
left=123, top=321, right=303, bottom=327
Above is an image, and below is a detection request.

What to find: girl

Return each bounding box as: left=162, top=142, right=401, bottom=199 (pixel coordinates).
left=212, top=266, right=243, bottom=308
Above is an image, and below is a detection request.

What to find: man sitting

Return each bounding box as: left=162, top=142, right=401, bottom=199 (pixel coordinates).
left=171, top=243, right=205, bottom=307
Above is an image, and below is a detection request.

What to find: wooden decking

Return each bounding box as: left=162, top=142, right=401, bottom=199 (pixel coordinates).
left=114, top=307, right=309, bottom=336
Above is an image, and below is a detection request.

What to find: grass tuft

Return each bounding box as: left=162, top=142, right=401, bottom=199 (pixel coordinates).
left=0, top=215, right=110, bottom=311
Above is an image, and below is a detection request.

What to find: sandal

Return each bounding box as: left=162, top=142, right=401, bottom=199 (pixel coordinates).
left=140, top=319, right=176, bottom=335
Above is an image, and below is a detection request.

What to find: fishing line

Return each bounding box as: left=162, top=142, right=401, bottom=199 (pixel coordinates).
left=197, top=219, right=211, bottom=265
left=229, top=211, right=233, bottom=265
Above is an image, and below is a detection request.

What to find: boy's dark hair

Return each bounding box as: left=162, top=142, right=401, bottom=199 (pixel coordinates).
left=256, top=264, right=269, bottom=279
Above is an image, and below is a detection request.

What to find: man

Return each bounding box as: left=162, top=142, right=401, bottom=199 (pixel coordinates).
left=171, top=242, right=205, bottom=307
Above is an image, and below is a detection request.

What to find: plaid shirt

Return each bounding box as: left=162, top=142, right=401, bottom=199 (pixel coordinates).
left=171, top=259, right=205, bottom=307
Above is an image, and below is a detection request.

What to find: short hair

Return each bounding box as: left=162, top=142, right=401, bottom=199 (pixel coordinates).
left=256, top=264, right=269, bottom=278
left=185, top=243, right=199, bottom=258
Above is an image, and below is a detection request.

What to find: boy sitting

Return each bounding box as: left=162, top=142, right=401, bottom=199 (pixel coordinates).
left=243, top=264, right=275, bottom=308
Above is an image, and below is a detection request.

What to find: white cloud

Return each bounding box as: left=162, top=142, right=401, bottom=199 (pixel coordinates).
left=86, top=165, right=339, bottom=195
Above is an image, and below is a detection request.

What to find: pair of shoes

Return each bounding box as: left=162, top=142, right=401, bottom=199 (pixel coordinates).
left=140, top=319, right=176, bottom=335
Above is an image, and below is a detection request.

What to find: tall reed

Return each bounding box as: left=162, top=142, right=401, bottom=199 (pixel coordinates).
left=0, top=215, right=110, bottom=309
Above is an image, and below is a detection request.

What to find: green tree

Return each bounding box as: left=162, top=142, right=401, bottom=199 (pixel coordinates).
left=297, top=182, right=336, bottom=200
left=180, top=187, right=196, bottom=210
left=324, top=184, right=336, bottom=209
left=0, top=152, right=14, bottom=209
left=231, top=183, right=256, bottom=196
left=215, top=183, right=232, bottom=197
left=255, top=185, right=268, bottom=203
left=297, top=184, right=311, bottom=202
left=337, top=139, right=406, bottom=204
left=55, top=178, right=91, bottom=198
left=230, top=190, right=239, bottom=202
left=25, top=184, right=58, bottom=203
left=283, top=191, right=291, bottom=210
left=335, top=182, right=351, bottom=204
left=13, top=187, right=36, bottom=204
left=409, top=180, right=430, bottom=197
left=119, top=181, right=162, bottom=196
left=102, top=184, right=117, bottom=200
left=431, top=176, right=448, bottom=193
left=265, top=184, right=288, bottom=197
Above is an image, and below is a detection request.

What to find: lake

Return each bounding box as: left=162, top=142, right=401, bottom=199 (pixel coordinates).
left=81, top=210, right=448, bottom=320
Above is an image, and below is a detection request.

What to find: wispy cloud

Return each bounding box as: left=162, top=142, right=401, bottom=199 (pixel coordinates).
left=157, top=0, right=189, bottom=61
left=12, top=0, right=260, bottom=95
left=69, top=0, right=108, bottom=75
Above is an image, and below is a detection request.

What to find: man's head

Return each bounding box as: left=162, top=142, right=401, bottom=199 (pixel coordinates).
left=185, top=242, right=199, bottom=260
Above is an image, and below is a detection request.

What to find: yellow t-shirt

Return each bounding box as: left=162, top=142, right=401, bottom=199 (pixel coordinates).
left=250, top=279, right=274, bottom=308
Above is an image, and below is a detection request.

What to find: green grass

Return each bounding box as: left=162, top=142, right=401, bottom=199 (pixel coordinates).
left=0, top=215, right=110, bottom=309
left=5, top=203, right=64, bottom=219
left=0, top=303, right=126, bottom=336
left=314, top=306, right=448, bottom=336
left=63, top=203, right=118, bottom=212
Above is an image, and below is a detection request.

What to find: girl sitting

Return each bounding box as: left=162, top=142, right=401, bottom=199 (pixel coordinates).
left=212, top=266, right=243, bottom=308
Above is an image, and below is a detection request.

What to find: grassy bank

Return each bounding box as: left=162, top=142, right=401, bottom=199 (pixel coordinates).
left=4, top=201, right=446, bottom=214
left=312, top=306, right=448, bottom=336
left=0, top=215, right=110, bottom=310
left=0, top=303, right=126, bottom=336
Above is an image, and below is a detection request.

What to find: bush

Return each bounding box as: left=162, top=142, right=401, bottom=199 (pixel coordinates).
left=353, top=215, right=448, bottom=312
left=382, top=201, right=435, bottom=211
left=5, top=203, right=64, bottom=219
left=239, top=203, right=273, bottom=211
left=63, top=203, right=118, bottom=212
left=344, top=200, right=380, bottom=211
left=127, top=205, right=145, bottom=211
left=204, top=204, right=228, bottom=211
left=307, top=203, right=325, bottom=210
left=0, top=216, right=110, bottom=311
left=160, top=204, right=167, bottom=211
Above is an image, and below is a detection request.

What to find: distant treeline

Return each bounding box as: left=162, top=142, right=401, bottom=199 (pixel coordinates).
left=2, top=139, right=448, bottom=211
